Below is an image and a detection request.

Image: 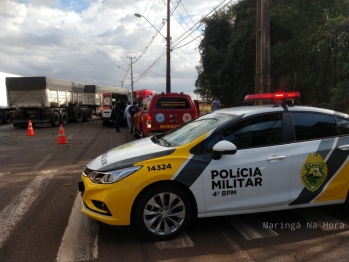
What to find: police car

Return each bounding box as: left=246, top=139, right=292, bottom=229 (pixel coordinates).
left=78, top=92, right=349, bottom=241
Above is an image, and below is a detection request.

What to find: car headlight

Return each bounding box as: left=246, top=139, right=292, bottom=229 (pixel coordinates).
left=89, top=166, right=142, bottom=184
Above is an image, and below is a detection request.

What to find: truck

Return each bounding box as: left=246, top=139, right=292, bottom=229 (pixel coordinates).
left=0, top=71, right=21, bottom=125
left=6, top=76, right=103, bottom=128
left=100, top=88, right=131, bottom=126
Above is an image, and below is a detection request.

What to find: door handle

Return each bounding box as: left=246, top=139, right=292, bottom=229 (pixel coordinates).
left=170, top=115, right=177, bottom=118
left=267, top=155, right=285, bottom=162
left=170, top=120, right=177, bottom=123
left=339, top=144, right=349, bottom=151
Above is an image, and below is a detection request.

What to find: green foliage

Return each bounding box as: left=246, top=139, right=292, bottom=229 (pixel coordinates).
left=195, top=0, right=349, bottom=111
left=196, top=0, right=256, bottom=107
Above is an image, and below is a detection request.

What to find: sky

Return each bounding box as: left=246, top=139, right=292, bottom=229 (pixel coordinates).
left=0, top=0, right=234, bottom=103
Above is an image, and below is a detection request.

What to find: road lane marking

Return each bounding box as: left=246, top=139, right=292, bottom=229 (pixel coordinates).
left=155, top=232, right=194, bottom=249
left=0, top=169, right=56, bottom=248
left=226, top=215, right=278, bottom=240
left=293, top=208, right=349, bottom=231
left=57, top=193, right=99, bottom=262
left=33, top=153, right=53, bottom=170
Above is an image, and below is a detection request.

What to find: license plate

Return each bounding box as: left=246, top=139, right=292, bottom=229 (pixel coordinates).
left=30, top=114, right=36, bottom=117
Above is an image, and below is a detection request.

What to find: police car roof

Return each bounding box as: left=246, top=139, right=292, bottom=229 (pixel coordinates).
left=217, top=105, right=349, bottom=119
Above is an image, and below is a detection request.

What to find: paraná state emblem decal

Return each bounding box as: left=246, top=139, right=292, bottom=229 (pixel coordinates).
left=301, top=153, right=328, bottom=192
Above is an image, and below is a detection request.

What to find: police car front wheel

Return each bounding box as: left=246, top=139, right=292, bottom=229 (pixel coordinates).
left=134, top=185, right=192, bottom=241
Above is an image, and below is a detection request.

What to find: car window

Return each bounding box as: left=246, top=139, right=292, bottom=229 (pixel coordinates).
left=156, top=97, right=191, bottom=109
left=337, top=117, right=349, bottom=135
left=198, top=113, right=283, bottom=153
left=292, top=112, right=337, bottom=141
left=224, top=113, right=283, bottom=149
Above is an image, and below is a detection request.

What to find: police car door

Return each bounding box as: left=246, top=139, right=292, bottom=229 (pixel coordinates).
left=288, top=112, right=349, bottom=206
left=202, top=112, right=291, bottom=212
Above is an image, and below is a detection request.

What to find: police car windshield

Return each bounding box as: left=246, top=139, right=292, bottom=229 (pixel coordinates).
left=162, top=112, right=237, bottom=147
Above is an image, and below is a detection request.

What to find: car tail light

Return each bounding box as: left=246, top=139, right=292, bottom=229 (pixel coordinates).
left=146, top=115, right=152, bottom=128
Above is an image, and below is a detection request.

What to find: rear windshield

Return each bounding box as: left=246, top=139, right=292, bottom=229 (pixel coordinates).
left=156, top=97, right=190, bottom=109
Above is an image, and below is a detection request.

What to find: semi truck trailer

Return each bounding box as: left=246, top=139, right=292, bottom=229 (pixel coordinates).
left=6, top=76, right=99, bottom=128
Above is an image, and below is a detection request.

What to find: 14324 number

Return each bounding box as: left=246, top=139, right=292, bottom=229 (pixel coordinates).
left=147, top=164, right=172, bottom=172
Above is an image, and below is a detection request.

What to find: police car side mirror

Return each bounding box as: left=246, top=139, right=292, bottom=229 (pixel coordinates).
left=211, top=141, right=237, bottom=160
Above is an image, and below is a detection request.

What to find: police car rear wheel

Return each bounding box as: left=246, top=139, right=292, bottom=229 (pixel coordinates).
left=134, top=185, right=192, bottom=241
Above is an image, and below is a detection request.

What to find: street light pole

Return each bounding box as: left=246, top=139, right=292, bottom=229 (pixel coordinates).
left=135, top=2, right=171, bottom=93
left=166, top=0, right=171, bottom=93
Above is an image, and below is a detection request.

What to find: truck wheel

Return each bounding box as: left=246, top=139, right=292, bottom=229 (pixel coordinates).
left=60, top=111, right=68, bottom=125
left=74, top=110, right=83, bottom=122
left=133, top=184, right=192, bottom=241
left=0, top=112, right=3, bottom=125
left=83, top=110, right=93, bottom=122
left=52, top=111, right=60, bottom=127
left=4, top=111, right=12, bottom=124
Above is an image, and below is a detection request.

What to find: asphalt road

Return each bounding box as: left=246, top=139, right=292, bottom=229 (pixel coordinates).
left=0, top=118, right=348, bottom=262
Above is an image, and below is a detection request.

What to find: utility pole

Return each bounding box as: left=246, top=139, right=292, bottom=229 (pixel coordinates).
left=127, top=56, right=135, bottom=103
left=166, top=0, right=171, bottom=93
left=119, top=80, right=124, bottom=87
left=255, top=0, right=270, bottom=97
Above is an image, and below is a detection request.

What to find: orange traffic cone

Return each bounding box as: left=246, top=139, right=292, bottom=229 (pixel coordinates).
left=26, top=120, right=35, bottom=136
left=56, top=124, right=68, bottom=144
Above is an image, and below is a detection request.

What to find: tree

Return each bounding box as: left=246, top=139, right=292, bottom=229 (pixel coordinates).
left=196, top=0, right=349, bottom=112
left=196, top=0, right=256, bottom=107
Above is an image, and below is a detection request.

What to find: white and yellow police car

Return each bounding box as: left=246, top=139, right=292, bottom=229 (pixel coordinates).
left=79, top=92, right=349, bottom=240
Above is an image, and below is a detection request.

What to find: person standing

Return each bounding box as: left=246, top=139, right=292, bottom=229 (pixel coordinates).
left=125, top=101, right=138, bottom=133
left=112, top=100, right=122, bottom=132
left=211, top=96, right=221, bottom=111
left=125, top=101, right=132, bottom=133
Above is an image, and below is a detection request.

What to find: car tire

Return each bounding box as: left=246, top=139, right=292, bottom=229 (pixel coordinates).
left=0, top=112, right=3, bottom=125
left=52, top=111, right=60, bottom=127
left=133, top=184, right=192, bottom=241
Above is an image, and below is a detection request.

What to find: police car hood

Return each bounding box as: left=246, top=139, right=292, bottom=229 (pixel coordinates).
left=86, top=137, right=175, bottom=172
